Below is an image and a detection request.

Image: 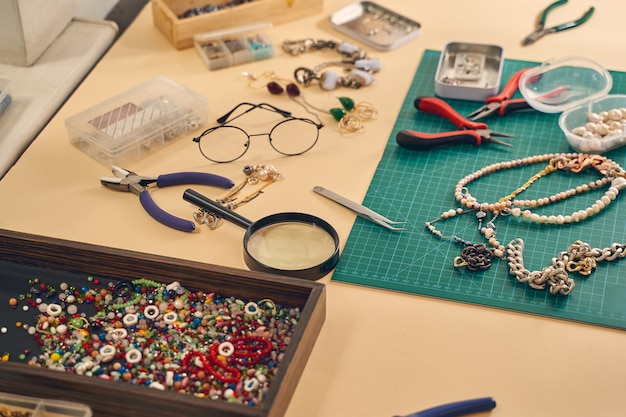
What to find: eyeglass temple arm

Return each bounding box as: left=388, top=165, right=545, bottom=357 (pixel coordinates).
left=216, top=102, right=293, bottom=124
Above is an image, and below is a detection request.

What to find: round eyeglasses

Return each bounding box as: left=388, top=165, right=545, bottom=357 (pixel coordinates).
left=193, top=102, right=323, bottom=163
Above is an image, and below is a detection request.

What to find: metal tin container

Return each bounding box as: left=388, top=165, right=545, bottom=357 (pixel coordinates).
left=434, top=42, right=504, bottom=102
left=330, top=1, right=421, bottom=51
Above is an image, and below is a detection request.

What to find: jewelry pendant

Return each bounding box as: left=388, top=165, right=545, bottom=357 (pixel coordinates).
left=453, top=243, right=494, bottom=271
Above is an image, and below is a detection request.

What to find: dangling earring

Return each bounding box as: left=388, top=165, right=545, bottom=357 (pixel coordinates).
left=243, top=71, right=378, bottom=135
left=328, top=96, right=378, bottom=135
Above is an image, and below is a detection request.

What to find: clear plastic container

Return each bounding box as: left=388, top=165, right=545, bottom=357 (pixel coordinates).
left=518, top=56, right=625, bottom=154
left=66, top=77, right=208, bottom=166
left=0, top=78, right=12, bottom=116
left=0, top=391, right=92, bottom=417
left=194, top=23, right=274, bottom=71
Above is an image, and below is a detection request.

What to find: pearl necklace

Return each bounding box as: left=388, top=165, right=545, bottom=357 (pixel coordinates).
left=426, top=153, right=626, bottom=291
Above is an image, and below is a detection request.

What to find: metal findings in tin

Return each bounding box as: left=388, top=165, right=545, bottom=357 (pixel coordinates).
left=435, top=42, right=504, bottom=102
left=330, top=1, right=421, bottom=51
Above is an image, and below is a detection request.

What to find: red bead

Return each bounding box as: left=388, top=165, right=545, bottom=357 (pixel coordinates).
left=286, top=83, right=301, bottom=97
left=266, top=81, right=283, bottom=95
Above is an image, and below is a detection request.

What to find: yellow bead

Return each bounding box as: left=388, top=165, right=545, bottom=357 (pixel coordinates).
left=50, top=352, right=61, bottom=362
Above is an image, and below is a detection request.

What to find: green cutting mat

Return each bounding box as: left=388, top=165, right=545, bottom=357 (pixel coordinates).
left=332, top=50, right=626, bottom=329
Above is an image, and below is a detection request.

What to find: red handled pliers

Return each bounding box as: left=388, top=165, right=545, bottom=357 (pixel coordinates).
left=466, top=68, right=532, bottom=121
left=396, top=97, right=515, bottom=151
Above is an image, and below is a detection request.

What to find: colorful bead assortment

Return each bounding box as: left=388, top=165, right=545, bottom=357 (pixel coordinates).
left=3, top=276, right=301, bottom=408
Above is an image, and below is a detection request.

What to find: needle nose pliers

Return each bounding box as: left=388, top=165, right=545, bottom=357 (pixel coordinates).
left=396, top=97, right=515, bottom=151
left=101, top=166, right=234, bottom=232
left=523, top=0, right=595, bottom=46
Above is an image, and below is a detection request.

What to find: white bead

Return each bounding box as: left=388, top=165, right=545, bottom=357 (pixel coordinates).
left=337, top=41, right=359, bottom=55
left=355, top=59, right=381, bottom=72
left=612, top=177, right=626, bottom=190
left=108, top=328, right=127, bottom=340
left=99, top=345, right=116, bottom=363
left=166, top=371, right=174, bottom=387
left=244, top=378, right=260, bottom=392
left=125, top=348, right=142, bottom=364
left=351, top=68, right=375, bottom=85
left=320, top=71, right=338, bottom=90
left=601, top=195, right=611, bottom=205
left=46, top=303, right=62, bottom=317
left=123, top=313, right=138, bottom=327
left=530, top=213, right=541, bottom=222
left=144, top=305, right=159, bottom=320
left=609, top=109, right=623, bottom=120
left=587, top=113, right=603, bottom=123
left=163, top=312, right=178, bottom=324
left=511, top=207, right=521, bottom=217
left=585, top=122, right=598, bottom=132
left=218, top=341, right=235, bottom=357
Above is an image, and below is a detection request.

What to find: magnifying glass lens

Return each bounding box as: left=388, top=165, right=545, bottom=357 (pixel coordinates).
left=246, top=222, right=337, bottom=270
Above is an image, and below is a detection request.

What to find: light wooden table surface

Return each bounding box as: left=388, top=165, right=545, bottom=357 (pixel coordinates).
left=1, top=1, right=625, bottom=416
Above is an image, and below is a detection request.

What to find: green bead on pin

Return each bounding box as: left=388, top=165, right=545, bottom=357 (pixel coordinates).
left=329, top=96, right=356, bottom=121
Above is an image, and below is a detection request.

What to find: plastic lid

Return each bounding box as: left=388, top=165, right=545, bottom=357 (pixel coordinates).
left=519, top=56, right=612, bottom=114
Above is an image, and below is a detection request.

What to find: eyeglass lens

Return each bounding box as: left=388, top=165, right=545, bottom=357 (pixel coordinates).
left=198, top=118, right=320, bottom=163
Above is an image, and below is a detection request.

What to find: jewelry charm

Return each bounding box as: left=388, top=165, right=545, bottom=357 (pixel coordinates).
left=193, top=164, right=283, bottom=229
left=282, top=39, right=380, bottom=90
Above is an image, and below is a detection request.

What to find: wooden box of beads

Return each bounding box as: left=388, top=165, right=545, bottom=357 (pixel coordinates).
left=151, top=0, right=324, bottom=50
left=0, top=229, right=326, bottom=417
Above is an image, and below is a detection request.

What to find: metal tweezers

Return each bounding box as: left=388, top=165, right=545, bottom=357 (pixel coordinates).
left=313, top=186, right=406, bottom=231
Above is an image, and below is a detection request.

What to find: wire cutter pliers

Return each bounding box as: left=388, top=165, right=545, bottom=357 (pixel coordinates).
left=466, top=68, right=532, bottom=121
left=101, top=166, right=234, bottom=232
left=396, top=97, right=515, bottom=151
left=522, top=0, right=595, bottom=46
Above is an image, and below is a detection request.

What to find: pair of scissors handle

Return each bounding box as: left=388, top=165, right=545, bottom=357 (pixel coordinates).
left=142, top=172, right=234, bottom=232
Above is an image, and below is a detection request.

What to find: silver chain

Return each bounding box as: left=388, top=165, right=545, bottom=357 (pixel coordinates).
left=507, top=238, right=626, bottom=295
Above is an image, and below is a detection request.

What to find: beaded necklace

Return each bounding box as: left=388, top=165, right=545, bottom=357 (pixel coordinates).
left=426, top=153, right=626, bottom=295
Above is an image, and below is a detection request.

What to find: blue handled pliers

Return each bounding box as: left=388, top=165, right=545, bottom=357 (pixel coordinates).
left=523, top=0, right=594, bottom=46
left=101, top=166, right=234, bottom=232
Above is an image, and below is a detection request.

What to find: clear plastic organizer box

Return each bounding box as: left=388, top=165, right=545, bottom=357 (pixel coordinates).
left=0, top=391, right=92, bottom=417
left=66, top=77, right=208, bottom=166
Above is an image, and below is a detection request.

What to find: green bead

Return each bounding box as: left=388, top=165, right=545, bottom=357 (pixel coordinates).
left=338, top=96, right=355, bottom=111
left=330, top=107, right=346, bottom=122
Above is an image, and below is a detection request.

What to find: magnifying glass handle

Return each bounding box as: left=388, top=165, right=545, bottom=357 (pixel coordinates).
left=183, top=188, right=253, bottom=230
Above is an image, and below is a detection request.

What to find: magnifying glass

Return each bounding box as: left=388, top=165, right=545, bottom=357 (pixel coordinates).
left=183, top=188, right=340, bottom=280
